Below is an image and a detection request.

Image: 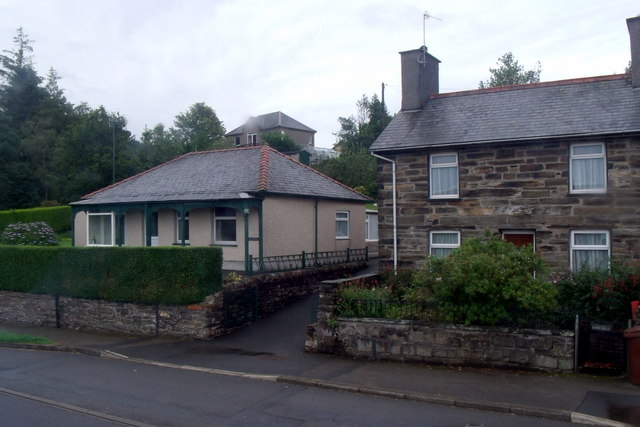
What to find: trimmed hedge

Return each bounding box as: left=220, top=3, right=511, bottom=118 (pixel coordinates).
left=0, top=246, right=223, bottom=305
left=0, top=206, right=71, bottom=233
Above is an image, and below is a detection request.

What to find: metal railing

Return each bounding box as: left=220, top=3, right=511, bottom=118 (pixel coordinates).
left=247, top=247, right=368, bottom=275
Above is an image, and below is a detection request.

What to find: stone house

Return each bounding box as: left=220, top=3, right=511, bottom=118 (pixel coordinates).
left=370, top=17, right=640, bottom=273
left=71, top=145, right=370, bottom=272
left=225, top=111, right=316, bottom=148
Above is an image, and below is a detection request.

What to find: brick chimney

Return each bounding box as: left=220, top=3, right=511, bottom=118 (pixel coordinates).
left=400, top=47, right=441, bottom=111
left=628, top=16, right=640, bottom=88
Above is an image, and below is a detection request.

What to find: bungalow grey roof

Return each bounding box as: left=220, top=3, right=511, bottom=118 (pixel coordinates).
left=371, top=75, right=640, bottom=152
left=225, top=111, right=316, bottom=136
left=71, top=146, right=369, bottom=206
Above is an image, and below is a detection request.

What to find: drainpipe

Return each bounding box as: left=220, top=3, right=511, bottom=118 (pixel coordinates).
left=371, top=153, right=397, bottom=273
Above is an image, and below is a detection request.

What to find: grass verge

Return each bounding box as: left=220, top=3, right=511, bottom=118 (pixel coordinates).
left=0, top=330, right=53, bottom=344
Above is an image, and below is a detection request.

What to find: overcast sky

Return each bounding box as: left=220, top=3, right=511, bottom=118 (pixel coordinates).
left=1, top=0, right=637, bottom=148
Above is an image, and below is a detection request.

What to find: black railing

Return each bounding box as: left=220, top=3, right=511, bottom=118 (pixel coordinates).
left=247, top=247, right=368, bottom=275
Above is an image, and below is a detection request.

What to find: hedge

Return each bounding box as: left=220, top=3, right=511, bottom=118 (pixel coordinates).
left=0, top=246, right=223, bottom=305
left=0, top=206, right=71, bottom=233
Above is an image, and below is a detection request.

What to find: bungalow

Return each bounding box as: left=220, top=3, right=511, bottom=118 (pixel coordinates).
left=71, top=145, right=370, bottom=272
left=370, top=17, right=640, bottom=273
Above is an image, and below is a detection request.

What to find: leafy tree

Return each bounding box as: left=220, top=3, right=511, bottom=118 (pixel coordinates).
left=315, top=150, right=377, bottom=197
left=173, top=102, right=226, bottom=152
left=139, top=123, right=184, bottom=168
left=53, top=106, right=140, bottom=202
left=261, top=131, right=301, bottom=152
left=478, top=52, right=542, bottom=89
left=314, top=94, right=391, bottom=198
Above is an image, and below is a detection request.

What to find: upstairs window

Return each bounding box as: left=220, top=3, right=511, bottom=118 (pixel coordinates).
left=214, top=207, right=237, bottom=244
left=335, top=211, right=349, bottom=239
left=234, top=137, right=241, bottom=146
left=430, top=153, right=459, bottom=198
left=570, top=143, right=606, bottom=193
left=570, top=230, right=610, bottom=272
left=87, top=213, right=114, bottom=246
left=247, top=133, right=257, bottom=146
left=430, top=231, right=460, bottom=258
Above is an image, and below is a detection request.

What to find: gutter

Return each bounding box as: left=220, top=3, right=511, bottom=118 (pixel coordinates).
left=371, top=153, right=397, bottom=273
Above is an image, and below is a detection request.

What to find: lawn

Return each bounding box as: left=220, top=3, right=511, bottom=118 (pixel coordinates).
left=0, top=330, right=53, bottom=344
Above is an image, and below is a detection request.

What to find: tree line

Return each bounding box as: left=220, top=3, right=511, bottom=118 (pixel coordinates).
left=0, top=29, right=227, bottom=209
left=0, top=26, right=542, bottom=210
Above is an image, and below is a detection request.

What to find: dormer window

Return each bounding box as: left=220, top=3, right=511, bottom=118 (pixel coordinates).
left=247, top=133, right=257, bottom=146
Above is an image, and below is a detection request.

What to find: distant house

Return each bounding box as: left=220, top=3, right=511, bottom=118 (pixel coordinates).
left=225, top=111, right=316, bottom=148
left=71, top=146, right=370, bottom=272
left=370, top=17, right=640, bottom=273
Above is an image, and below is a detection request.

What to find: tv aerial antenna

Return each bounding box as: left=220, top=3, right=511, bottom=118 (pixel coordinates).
left=419, top=10, right=442, bottom=65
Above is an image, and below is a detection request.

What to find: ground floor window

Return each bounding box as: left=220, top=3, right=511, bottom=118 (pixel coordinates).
left=87, top=213, right=114, bottom=246
left=335, top=211, right=349, bottom=239
left=214, top=207, right=237, bottom=244
left=430, top=230, right=460, bottom=258
left=365, top=213, right=378, bottom=241
left=571, top=230, right=610, bottom=272
left=175, top=212, right=190, bottom=244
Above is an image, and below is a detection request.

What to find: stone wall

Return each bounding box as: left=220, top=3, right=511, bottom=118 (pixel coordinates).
left=375, top=137, right=640, bottom=271
left=0, top=263, right=365, bottom=339
left=306, top=278, right=575, bottom=372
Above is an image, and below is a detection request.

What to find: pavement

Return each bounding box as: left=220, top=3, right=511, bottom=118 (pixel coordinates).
left=2, top=278, right=640, bottom=425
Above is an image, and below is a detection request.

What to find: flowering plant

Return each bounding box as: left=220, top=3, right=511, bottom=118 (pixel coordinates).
left=1, top=222, right=59, bottom=246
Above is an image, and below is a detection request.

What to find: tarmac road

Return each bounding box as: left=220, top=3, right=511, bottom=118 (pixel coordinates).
left=0, top=347, right=573, bottom=426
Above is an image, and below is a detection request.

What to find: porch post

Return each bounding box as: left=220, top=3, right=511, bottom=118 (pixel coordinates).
left=258, top=203, right=264, bottom=265
left=244, top=208, right=250, bottom=273
left=179, top=204, right=186, bottom=246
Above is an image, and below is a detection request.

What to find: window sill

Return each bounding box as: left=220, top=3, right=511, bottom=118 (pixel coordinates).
left=335, top=237, right=350, bottom=240
left=213, top=242, right=238, bottom=247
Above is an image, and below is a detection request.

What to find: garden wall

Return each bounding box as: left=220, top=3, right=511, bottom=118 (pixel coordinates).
left=306, top=277, right=575, bottom=372
left=0, top=263, right=366, bottom=339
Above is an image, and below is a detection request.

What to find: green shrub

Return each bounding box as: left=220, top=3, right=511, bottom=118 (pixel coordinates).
left=556, top=261, right=640, bottom=327
left=412, top=233, right=558, bottom=326
left=1, top=222, right=59, bottom=246
left=0, top=246, right=223, bottom=305
left=0, top=206, right=71, bottom=233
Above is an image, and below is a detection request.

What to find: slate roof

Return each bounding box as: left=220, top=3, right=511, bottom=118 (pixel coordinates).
left=71, top=146, right=369, bottom=206
left=225, top=111, right=316, bottom=136
left=370, top=75, right=640, bottom=152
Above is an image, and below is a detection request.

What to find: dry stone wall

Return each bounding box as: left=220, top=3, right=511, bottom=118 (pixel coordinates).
left=376, top=137, right=640, bottom=271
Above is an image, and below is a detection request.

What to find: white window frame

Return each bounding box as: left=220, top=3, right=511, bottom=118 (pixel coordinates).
left=430, top=230, right=460, bottom=258
left=430, top=152, right=459, bottom=199
left=87, top=212, right=115, bottom=246
left=175, top=212, right=190, bottom=244
left=335, top=211, right=350, bottom=240
left=365, top=213, right=378, bottom=242
left=247, top=133, right=257, bottom=146
left=570, top=230, right=610, bottom=272
left=234, top=137, right=241, bottom=147
left=214, top=207, right=237, bottom=245
left=569, top=143, right=607, bottom=194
